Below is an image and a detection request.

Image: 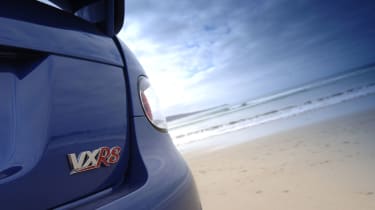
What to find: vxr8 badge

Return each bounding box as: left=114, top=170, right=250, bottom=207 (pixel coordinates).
left=67, top=146, right=121, bottom=175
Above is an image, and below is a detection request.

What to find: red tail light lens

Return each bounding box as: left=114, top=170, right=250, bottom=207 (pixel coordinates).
left=138, top=76, right=168, bottom=131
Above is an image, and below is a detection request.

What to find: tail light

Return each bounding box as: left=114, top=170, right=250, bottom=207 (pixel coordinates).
left=138, top=76, right=168, bottom=131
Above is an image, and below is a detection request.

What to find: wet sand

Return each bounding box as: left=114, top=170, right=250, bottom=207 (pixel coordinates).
left=184, top=108, right=375, bottom=210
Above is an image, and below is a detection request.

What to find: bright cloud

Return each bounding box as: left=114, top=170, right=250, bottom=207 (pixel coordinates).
left=119, top=0, right=375, bottom=116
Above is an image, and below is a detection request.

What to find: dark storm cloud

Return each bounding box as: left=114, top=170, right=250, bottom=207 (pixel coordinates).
left=120, top=0, right=375, bottom=115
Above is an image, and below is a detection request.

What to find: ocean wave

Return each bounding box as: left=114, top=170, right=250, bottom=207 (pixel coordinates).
left=170, top=81, right=375, bottom=147
left=168, top=65, right=375, bottom=130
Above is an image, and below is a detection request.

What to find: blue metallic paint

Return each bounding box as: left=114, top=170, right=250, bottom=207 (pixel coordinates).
left=98, top=116, right=201, bottom=210
left=0, top=2, right=123, bottom=66
left=117, top=40, right=148, bottom=117
left=69, top=116, right=201, bottom=210
left=0, top=1, right=201, bottom=209
left=0, top=54, right=130, bottom=209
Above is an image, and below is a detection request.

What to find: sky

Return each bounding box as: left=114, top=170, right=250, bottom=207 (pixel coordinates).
left=119, top=0, right=375, bottom=116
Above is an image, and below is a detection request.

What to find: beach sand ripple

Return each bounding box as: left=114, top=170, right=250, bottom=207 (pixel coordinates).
left=185, top=109, right=375, bottom=210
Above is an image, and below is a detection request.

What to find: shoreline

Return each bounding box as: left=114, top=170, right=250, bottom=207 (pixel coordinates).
left=183, top=96, right=375, bottom=210
left=179, top=93, right=375, bottom=155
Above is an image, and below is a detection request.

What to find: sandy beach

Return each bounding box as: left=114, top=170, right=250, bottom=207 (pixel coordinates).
left=184, top=103, right=375, bottom=210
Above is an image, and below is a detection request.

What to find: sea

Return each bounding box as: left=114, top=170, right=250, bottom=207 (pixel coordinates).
left=167, top=65, right=375, bottom=149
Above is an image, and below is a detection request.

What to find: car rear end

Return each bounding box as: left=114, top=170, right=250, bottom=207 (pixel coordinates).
left=0, top=1, right=201, bottom=209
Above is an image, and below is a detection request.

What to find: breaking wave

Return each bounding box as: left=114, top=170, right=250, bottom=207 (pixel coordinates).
left=168, top=66, right=375, bottom=147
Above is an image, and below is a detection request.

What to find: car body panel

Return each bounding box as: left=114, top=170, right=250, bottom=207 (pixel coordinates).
left=0, top=1, right=201, bottom=209
left=0, top=54, right=129, bottom=209
left=98, top=116, right=201, bottom=210
left=0, top=1, right=123, bottom=66
left=117, top=41, right=147, bottom=117
left=65, top=116, right=201, bottom=210
left=0, top=2, right=130, bottom=207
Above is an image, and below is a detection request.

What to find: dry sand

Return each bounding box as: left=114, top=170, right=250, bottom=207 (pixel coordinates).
left=184, top=108, right=375, bottom=210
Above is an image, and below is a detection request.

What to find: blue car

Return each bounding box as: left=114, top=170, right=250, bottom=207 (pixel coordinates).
left=0, top=1, right=201, bottom=209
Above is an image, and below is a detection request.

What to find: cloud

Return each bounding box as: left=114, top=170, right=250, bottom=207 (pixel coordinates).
left=119, top=0, right=375, bottom=115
